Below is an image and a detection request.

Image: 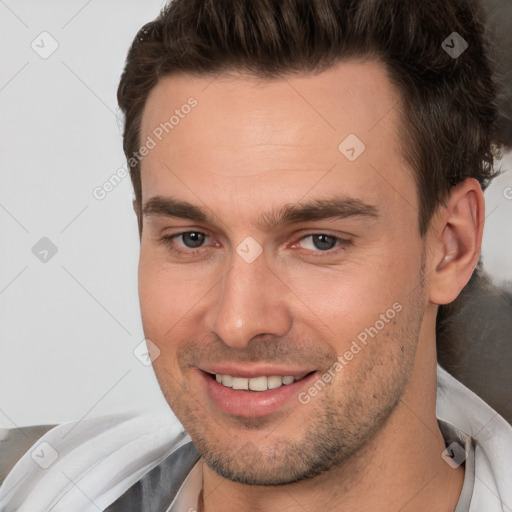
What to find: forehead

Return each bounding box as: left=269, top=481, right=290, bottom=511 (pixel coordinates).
left=139, top=60, right=416, bottom=224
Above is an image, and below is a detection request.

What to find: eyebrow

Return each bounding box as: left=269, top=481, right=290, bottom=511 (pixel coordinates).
left=142, top=195, right=378, bottom=231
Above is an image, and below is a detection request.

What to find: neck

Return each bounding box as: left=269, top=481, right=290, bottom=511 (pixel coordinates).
left=200, top=423, right=464, bottom=512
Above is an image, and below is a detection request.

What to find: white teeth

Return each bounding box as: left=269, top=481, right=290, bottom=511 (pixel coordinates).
left=232, top=377, right=249, bottom=390
left=215, top=374, right=303, bottom=391
left=221, top=375, right=233, bottom=387
left=248, top=376, right=267, bottom=391
left=267, top=376, right=283, bottom=389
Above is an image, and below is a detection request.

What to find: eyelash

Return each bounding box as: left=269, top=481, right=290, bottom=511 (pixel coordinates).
left=159, top=231, right=351, bottom=257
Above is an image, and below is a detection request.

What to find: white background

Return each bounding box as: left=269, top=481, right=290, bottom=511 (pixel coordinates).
left=1, top=0, right=511, bottom=428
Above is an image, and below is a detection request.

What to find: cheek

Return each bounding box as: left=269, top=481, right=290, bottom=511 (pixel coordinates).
left=137, top=249, right=219, bottom=376
left=138, top=258, right=185, bottom=389
left=275, top=248, right=419, bottom=340
left=138, top=251, right=182, bottom=353
left=138, top=248, right=209, bottom=328
left=138, top=253, right=164, bottom=329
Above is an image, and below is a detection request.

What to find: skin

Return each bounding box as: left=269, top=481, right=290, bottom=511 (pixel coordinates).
left=137, top=60, right=484, bottom=512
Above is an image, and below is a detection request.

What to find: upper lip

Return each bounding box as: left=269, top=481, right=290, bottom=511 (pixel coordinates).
left=199, top=364, right=316, bottom=379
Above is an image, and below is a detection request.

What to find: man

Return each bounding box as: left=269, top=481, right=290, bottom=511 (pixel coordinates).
left=1, top=0, right=511, bottom=510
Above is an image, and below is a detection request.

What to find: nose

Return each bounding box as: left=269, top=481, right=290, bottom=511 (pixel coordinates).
left=206, top=250, right=294, bottom=349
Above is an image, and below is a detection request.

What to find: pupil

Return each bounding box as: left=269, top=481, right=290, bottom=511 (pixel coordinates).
left=183, top=232, right=205, bottom=248
left=313, top=234, right=336, bottom=250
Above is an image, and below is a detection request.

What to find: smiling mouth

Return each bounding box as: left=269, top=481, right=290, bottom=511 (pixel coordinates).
left=206, top=372, right=314, bottom=391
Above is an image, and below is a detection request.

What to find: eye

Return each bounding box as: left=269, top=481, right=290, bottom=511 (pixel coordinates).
left=177, top=231, right=206, bottom=248
left=161, top=231, right=211, bottom=253
left=295, top=234, right=348, bottom=252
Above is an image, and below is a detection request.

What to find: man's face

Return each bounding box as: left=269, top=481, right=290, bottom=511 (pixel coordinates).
left=138, top=61, right=428, bottom=485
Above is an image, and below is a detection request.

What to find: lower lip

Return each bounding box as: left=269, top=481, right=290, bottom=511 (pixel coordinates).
left=199, top=370, right=317, bottom=418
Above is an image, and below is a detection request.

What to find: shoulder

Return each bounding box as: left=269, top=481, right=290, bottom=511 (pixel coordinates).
left=437, top=365, right=512, bottom=510
left=0, top=409, right=187, bottom=511
left=437, top=363, right=512, bottom=443
left=0, top=424, right=56, bottom=487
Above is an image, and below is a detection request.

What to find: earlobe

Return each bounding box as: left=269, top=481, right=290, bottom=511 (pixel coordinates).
left=428, top=179, right=485, bottom=305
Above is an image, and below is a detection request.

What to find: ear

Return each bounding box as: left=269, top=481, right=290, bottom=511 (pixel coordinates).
left=427, top=178, right=485, bottom=305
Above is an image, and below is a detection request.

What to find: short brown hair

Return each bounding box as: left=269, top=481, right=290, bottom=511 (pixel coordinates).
left=117, top=0, right=501, bottom=236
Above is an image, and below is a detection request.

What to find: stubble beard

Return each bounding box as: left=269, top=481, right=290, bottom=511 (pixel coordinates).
left=155, top=275, right=426, bottom=486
